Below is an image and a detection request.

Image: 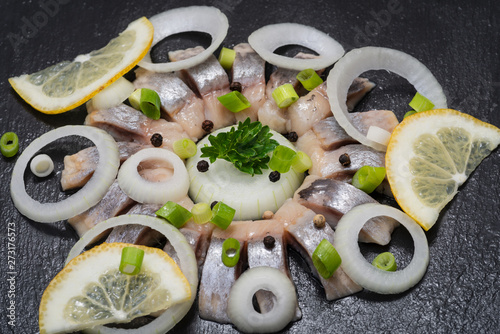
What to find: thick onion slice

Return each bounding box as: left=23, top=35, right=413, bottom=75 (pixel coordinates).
left=90, top=77, right=134, bottom=110
left=327, top=46, right=447, bottom=151
left=10, top=126, right=119, bottom=223
left=248, top=23, right=344, bottom=70
left=138, top=6, right=228, bottom=72
left=117, top=148, right=189, bottom=205
left=65, top=214, right=198, bottom=334
left=227, top=266, right=297, bottom=333
left=333, top=203, right=429, bottom=294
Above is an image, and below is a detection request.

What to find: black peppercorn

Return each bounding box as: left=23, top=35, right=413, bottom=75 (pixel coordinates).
left=202, top=120, right=214, bottom=133
left=339, top=153, right=351, bottom=166
left=263, top=235, right=275, bottom=249
left=150, top=133, right=163, bottom=147
left=230, top=82, right=242, bottom=92
left=284, top=131, right=298, bottom=142
left=210, top=201, right=218, bottom=210
left=269, top=171, right=280, bottom=182
left=197, top=160, right=209, bottom=172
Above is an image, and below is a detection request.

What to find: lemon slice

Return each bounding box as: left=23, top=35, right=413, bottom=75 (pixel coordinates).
left=386, top=109, right=500, bottom=230
left=39, top=242, right=191, bottom=334
left=9, top=17, right=153, bottom=114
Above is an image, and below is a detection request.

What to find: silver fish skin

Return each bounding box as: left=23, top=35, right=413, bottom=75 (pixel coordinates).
left=232, top=43, right=266, bottom=122
left=61, top=142, right=143, bottom=191
left=346, top=77, right=376, bottom=111
left=294, top=175, right=399, bottom=245
left=275, top=200, right=362, bottom=300
left=169, top=46, right=235, bottom=130
left=85, top=103, right=189, bottom=151
left=134, top=67, right=205, bottom=139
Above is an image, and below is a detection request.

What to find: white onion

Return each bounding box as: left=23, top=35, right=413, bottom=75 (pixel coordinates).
left=366, top=125, right=392, bottom=147
left=117, top=148, right=189, bottom=204
left=248, top=23, right=345, bottom=70
left=333, top=203, right=429, bottom=294
left=327, top=47, right=447, bottom=151
left=65, top=214, right=198, bottom=334
left=90, top=77, right=135, bottom=110
left=138, top=6, right=228, bottom=72
left=30, top=154, right=54, bottom=178
left=10, top=126, right=119, bottom=223
left=227, top=266, right=297, bottom=333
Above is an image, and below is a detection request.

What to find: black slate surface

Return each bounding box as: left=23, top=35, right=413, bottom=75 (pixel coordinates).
left=1, top=0, right=499, bottom=333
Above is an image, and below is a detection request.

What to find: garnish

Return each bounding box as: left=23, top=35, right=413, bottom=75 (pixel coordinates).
left=296, top=68, right=323, bottom=91
left=1, top=132, right=19, bottom=158
left=372, top=252, right=397, bottom=272
left=156, top=201, right=193, bottom=228
left=120, top=246, right=145, bottom=275
left=221, top=238, right=241, bottom=267
left=200, top=118, right=279, bottom=176
left=269, top=145, right=297, bottom=173
left=312, top=239, right=341, bottom=279
left=217, top=91, right=251, bottom=113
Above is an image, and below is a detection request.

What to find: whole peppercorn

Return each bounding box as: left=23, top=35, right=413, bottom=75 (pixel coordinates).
left=202, top=120, right=214, bottom=133
left=150, top=133, right=163, bottom=147
left=262, top=210, right=274, bottom=220
left=269, top=171, right=281, bottom=182
left=210, top=201, right=218, bottom=210
left=284, top=131, right=298, bottom=142
left=197, top=160, right=209, bottom=172
left=230, top=82, right=242, bottom=92
left=263, top=235, right=276, bottom=249
left=313, top=214, right=326, bottom=229
left=339, top=153, right=351, bottom=167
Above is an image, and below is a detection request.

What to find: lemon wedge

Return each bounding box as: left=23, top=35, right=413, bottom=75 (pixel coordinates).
left=39, top=242, right=191, bottom=334
left=9, top=17, right=153, bottom=114
left=386, top=109, right=500, bottom=231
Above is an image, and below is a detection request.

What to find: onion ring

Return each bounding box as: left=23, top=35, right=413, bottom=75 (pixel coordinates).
left=333, top=203, right=429, bottom=294
left=227, top=266, right=297, bottom=333
left=65, top=214, right=198, bottom=334
left=10, top=126, right=119, bottom=223
left=117, top=148, right=189, bottom=205
left=248, top=23, right=345, bottom=70
left=327, top=46, right=448, bottom=151
left=138, top=6, right=229, bottom=72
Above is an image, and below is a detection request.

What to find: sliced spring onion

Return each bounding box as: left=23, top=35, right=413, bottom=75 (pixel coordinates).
left=372, top=252, right=397, bottom=272
left=352, top=166, right=386, bottom=194
left=291, top=151, right=312, bottom=173
left=272, top=84, right=299, bottom=108
left=327, top=46, right=447, bottom=151
left=137, top=88, right=162, bottom=120
left=1, top=132, right=19, bottom=157
left=210, top=202, right=235, bottom=229
left=217, top=91, right=251, bottom=113
left=30, top=154, right=54, bottom=178
left=269, top=145, right=297, bottom=173
left=10, top=126, right=119, bottom=223
left=218, top=47, right=236, bottom=70
left=138, top=6, right=228, bottom=72
left=119, top=247, right=145, bottom=275
left=173, top=138, right=197, bottom=159
left=248, top=23, right=344, bottom=70
left=404, top=110, right=417, bottom=119
left=66, top=215, right=198, bottom=334
left=117, top=148, right=189, bottom=205
left=91, top=77, right=134, bottom=110
left=333, top=203, right=429, bottom=294
left=366, top=126, right=392, bottom=147
left=409, top=92, right=435, bottom=112
left=296, top=68, right=323, bottom=91
left=156, top=201, right=193, bottom=228
left=221, top=238, right=241, bottom=267
left=191, top=202, right=212, bottom=224
left=227, top=267, right=297, bottom=333
left=312, top=239, right=342, bottom=279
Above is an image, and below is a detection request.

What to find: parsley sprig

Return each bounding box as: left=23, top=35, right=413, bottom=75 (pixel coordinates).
left=200, top=118, right=279, bottom=176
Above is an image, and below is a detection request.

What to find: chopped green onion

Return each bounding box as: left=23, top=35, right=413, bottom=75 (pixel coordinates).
left=191, top=202, right=212, bottom=225
left=217, top=91, right=251, bottom=113
left=218, top=47, right=236, bottom=70
left=272, top=83, right=299, bottom=108
left=409, top=92, right=434, bottom=112
left=119, top=246, right=145, bottom=275
left=352, top=166, right=386, bottom=194
left=372, top=252, right=397, bottom=271
left=221, top=237, right=241, bottom=267
left=403, top=110, right=417, bottom=119
left=269, top=145, right=297, bottom=173
left=291, top=151, right=312, bottom=173
left=210, top=202, right=235, bottom=229
left=312, top=239, right=341, bottom=279
left=296, top=68, right=323, bottom=91
left=1, top=132, right=19, bottom=158
left=173, top=138, right=197, bottom=159
left=156, top=201, right=193, bottom=228
left=129, top=88, right=161, bottom=120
